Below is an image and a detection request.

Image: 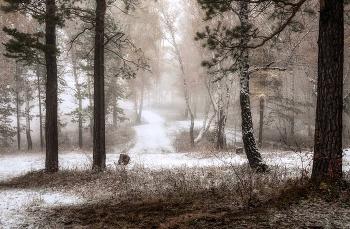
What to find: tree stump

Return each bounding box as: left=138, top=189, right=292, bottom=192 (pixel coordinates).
left=118, top=154, right=130, bottom=165
left=236, top=147, right=244, bottom=154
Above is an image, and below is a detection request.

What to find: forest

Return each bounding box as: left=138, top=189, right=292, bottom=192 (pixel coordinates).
left=0, top=0, right=349, bottom=228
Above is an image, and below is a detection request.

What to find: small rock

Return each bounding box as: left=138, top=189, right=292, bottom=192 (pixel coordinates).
left=118, top=154, right=130, bottom=165
left=236, top=147, right=244, bottom=154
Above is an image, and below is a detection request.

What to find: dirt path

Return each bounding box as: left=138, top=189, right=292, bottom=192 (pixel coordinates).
left=127, top=110, right=174, bottom=155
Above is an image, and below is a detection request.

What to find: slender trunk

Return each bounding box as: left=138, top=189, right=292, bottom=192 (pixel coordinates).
left=217, top=108, right=226, bottom=149
left=25, top=83, right=32, bottom=151
left=205, top=80, right=217, bottom=133
left=194, top=97, right=211, bottom=143
left=290, top=74, right=295, bottom=139
left=139, top=82, right=144, bottom=122
left=307, top=90, right=312, bottom=138
left=258, top=96, right=264, bottom=146
left=45, top=0, right=58, bottom=173
left=311, top=0, right=343, bottom=182
left=165, top=12, right=194, bottom=147
left=78, top=86, right=82, bottom=148
left=239, top=1, right=267, bottom=172
left=217, top=74, right=234, bottom=149
left=36, top=65, right=44, bottom=151
left=135, top=79, right=144, bottom=124
left=15, top=65, right=21, bottom=150
left=87, top=72, right=93, bottom=137
left=112, top=94, right=117, bottom=129
left=16, top=88, right=20, bottom=150
left=206, top=112, right=216, bottom=133
left=93, top=0, right=106, bottom=171
left=72, top=50, right=83, bottom=148
left=194, top=96, right=197, bottom=119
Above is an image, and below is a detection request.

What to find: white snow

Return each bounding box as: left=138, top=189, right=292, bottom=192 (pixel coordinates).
left=0, top=189, right=83, bottom=228
left=127, top=110, right=174, bottom=154
left=0, top=108, right=349, bottom=228
left=0, top=154, right=45, bottom=181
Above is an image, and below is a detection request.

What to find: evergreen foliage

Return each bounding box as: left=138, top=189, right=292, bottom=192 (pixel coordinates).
left=195, top=0, right=307, bottom=69
left=0, top=0, right=77, bottom=64
left=0, top=85, right=16, bottom=147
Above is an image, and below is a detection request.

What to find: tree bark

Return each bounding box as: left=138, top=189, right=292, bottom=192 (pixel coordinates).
left=25, top=81, right=32, bottom=151
left=36, top=64, right=44, bottom=151
left=112, top=92, right=117, bottom=129
left=290, top=73, right=295, bottom=139
left=93, top=0, right=106, bottom=171
left=311, top=0, right=343, bottom=182
left=72, top=49, right=83, bottom=148
left=217, top=108, right=226, bottom=149
left=258, top=96, right=264, bottom=146
left=15, top=65, right=21, bottom=151
left=45, top=0, right=58, bottom=173
left=195, top=97, right=211, bottom=143
left=239, top=1, right=267, bottom=172
left=87, top=70, right=93, bottom=138
left=135, top=78, right=144, bottom=124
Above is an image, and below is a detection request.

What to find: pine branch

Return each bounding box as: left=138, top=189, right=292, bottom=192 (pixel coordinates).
left=247, top=62, right=287, bottom=75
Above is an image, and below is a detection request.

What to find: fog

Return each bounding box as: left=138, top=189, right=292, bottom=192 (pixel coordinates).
left=0, top=0, right=350, bottom=228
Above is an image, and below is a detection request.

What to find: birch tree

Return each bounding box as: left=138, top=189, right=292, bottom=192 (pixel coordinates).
left=158, top=0, right=195, bottom=146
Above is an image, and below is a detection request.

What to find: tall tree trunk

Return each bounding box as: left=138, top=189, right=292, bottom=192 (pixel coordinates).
left=193, top=95, right=197, bottom=119
left=195, top=97, right=211, bottom=143
left=72, top=50, right=83, bottom=148
left=45, top=0, right=58, bottom=173
left=16, top=87, right=21, bottom=150
left=93, top=0, right=106, bottom=171
left=205, top=80, right=217, bottom=133
left=217, top=108, right=226, bottom=149
left=258, top=96, right=264, bottom=146
left=36, top=64, right=44, bottom=151
left=15, top=65, right=21, bottom=151
left=87, top=71, right=93, bottom=137
left=162, top=7, right=195, bottom=147
left=290, top=73, right=295, bottom=139
left=139, top=82, right=144, bottom=122
left=238, top=1, right=267, bottom=172
left=78, top=90, right=83, bottom=148
left=307, top=90, right=313, bottom=138
left=311, top=0, right=343, bottom=182
left=112, top=94, right=117, bottom=129
left=25, top=82, right=32, bottom=151
left=135, top=79, right=144, bottom=125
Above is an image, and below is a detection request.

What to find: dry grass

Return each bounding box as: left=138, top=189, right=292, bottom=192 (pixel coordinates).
left=172, top=128, right=235, bottom=154
left=4, top=163, right=349, bottom=228
left=0, top=125, right=136, bottom=157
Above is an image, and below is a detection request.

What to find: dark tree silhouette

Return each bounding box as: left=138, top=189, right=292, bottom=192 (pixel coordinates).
left=92, top=0, right=106, bottom=171
left=311, top=0, right=344, bottom=183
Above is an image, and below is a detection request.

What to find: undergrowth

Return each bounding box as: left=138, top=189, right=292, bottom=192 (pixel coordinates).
left=6, top=163, right=349, bottom=228
left=172, top=128, right=235, bottom=153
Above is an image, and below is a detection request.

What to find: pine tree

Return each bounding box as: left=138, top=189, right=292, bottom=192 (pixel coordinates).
left=1, top=0, right=72, bottom=172
left=92, top=0, right=106, bottom=171
left=0, top=83, right=16, bottom=147
left=196, top=0, right=345, bottom=181
left=311, top=0, right=344, bottom=183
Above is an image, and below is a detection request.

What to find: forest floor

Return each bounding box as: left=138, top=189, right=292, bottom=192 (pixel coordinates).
left=1, top=107, right=350, bottom=228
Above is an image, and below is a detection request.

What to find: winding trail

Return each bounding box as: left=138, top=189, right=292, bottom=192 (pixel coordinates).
left=127, top=110, right=174, bottom=155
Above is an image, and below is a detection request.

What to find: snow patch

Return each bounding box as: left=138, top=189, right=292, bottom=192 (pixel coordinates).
left=0, top=189, right=82, bottom=229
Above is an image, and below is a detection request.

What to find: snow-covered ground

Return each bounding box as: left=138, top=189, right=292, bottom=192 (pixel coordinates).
left=1, top=108, right=350, bottom=228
